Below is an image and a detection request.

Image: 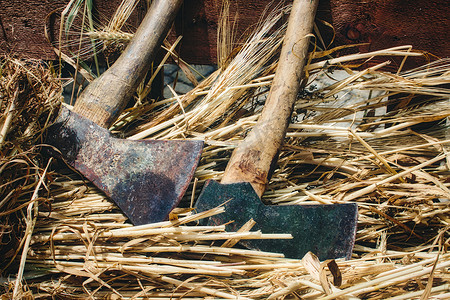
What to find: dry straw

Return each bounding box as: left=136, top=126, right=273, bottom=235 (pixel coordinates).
left=0, top=58, right=61, bottom=276
left=1, top=0, right=449, bottom=299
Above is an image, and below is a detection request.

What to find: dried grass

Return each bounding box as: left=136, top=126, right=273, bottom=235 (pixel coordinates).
left=0, top=57, right=61, bottom=266
left=1, top=1, right=449, bottom=299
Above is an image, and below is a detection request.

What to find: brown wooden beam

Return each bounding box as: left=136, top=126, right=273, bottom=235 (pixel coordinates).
left=1, top=0, right=448, bottom=69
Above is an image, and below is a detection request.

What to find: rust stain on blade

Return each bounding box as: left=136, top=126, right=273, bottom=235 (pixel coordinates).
left=46, top=106, right=203, bottom=225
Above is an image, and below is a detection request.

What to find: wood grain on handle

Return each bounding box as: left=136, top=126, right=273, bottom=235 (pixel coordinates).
left=73, top=0, right=183, bottom=128
left=221, top=0, right=319, bottom=197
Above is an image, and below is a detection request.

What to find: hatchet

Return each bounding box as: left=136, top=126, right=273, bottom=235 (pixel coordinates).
left=46, top=0, right=204, bottom=225
left=195, top=0, right=358, bottom=260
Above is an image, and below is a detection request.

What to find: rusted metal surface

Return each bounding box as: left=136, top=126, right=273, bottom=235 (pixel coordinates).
left=196, top=180, right=358, bottom=260
left=47, top=106, right=203, bottom=225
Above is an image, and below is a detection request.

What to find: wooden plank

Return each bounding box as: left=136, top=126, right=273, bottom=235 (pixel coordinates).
left=0, top=0, right=145, bottom=60
left=1, top=0, right=448, bottom=69
left=329, top=0, right=449, bottom=69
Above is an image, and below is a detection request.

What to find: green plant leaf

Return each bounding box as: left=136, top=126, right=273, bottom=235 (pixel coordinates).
left=65, top=0, right=85, bottom=35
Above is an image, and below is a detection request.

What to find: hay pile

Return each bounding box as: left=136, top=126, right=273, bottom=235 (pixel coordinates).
left=1, top=1, right=449, bottom=299
left=0, top=58, right=61, bottom=276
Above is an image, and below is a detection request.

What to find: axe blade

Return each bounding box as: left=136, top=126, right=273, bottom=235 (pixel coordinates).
left=196, top=180, right=358, bottom=260
left=47, top=106, right=203, bottom=225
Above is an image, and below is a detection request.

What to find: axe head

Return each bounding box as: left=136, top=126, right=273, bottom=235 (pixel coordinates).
left=46, top=106, right=203, bottom=225
left=195, top=180, right=358, bottom=260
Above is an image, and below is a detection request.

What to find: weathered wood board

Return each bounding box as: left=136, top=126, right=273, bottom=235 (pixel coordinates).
left=1, top=0, right=448, bottom=69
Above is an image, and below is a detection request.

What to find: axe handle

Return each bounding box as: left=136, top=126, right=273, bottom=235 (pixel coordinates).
left=73, top=0, right=183, bottom=128
left=221, top=0, right=319, bottom=197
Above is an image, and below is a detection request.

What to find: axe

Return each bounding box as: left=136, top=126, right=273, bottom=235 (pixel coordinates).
left=195, top=0, right=358, bottom=260
left=47, top=0, right=204, bottom=225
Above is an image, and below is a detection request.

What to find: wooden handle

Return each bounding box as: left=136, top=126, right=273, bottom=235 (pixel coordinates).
left=73, top=0, right=183, bottom=128
left=221, top=0, right=319, bottom=197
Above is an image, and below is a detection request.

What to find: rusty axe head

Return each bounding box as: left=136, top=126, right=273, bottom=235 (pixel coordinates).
left=47, top=107, right=203, bottom=225
left=196, top=180, right=357, bottom=260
